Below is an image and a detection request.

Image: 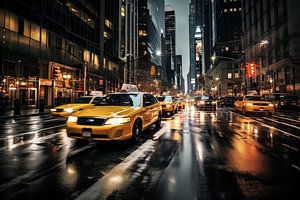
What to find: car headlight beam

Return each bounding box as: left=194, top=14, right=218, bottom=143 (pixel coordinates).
left=68, top=116, right=78, bottom=123
left=105, top=117, right=131, bottom=125
left=50, top=108, right=57, bottom=112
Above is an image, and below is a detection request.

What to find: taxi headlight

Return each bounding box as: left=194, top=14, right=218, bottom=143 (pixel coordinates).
left=269, top=103, right=274, bottom=106
left=50, top=108, right=56, bottom=112
left=246, top=103, right=253, bottom=106
left=212, top=101, right=217, bottom=104
left=166, top=104, right=172, bottom=108
left=68, top=116, right=78, bottom=123
left=200, top=101, right=205, bottom=105
left=64, top=108, right=74, bottom=113
left=105, top=117, right=131, bottom=125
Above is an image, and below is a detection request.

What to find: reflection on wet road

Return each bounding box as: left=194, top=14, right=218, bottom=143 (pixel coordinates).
left=0, top=107, right=299, bottom=200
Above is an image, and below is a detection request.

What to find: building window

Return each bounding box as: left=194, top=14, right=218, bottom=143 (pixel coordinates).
left=224, top=9, right=228, bottom=12
left=121, top=6, right=125, bottom=17
left=105, top=19, right=113, bottom=29
left=4, top=11, right=18, bottom=32
left=235, top=72, right=239, bottom=78
left=228, top=73, right=232, bottom=79
left=83, top=49, right=90, bottom=62
left=225, top=47, right=229, bottom=51
left=104, top=31, right=110, bottom=39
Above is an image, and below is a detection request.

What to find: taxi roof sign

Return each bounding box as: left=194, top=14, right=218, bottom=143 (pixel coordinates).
left=121, top=84, right=139, bottom=92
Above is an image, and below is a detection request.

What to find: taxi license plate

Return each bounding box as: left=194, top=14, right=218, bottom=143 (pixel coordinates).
left=82, top=130, right=91, bottom=137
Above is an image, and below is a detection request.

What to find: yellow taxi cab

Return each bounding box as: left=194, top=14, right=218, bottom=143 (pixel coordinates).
left=234, top=95, right=274, bottom=115
left=66, top=85, right=162, bottom=142
left=175, top=97, right=186, bottom=109
left=50, top=96, right=103, bottom=117
left=157, top=96, right=178, bottom=116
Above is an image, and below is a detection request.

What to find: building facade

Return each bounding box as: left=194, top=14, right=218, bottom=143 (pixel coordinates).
left=165, top=7, right=176, bottom=88
left=137, top=0, right=164, bottom=93
left=0, top=0, right=135, bottom=108
left=206, top=0, right=242, bottom=97
left=242, top=0, right=300, bottom=96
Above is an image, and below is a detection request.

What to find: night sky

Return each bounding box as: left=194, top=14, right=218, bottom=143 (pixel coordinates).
left=165, top=0, right=191, bottom=92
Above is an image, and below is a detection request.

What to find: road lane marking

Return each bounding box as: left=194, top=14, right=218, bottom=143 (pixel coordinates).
left=230, top=111, right=300, bottom=140
left=272, top=115, right=300, bottom=123
left=261, top=117, right=300, bottom=130
left=0, top=124, right=65, bottom=140
left=0, top=132, right=64, bottom=152
left=281, top=143, right=299, bottom=152
left=76, top=124, right=168, bottom=200
left=291, top=165, right=300, bottom=171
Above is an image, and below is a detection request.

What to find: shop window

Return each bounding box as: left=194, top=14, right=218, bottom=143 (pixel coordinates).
left=4, top=11, right=18, bottom=32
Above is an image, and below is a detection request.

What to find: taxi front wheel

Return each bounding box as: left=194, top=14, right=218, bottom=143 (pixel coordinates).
left=131, top=120, right=142, bottom=143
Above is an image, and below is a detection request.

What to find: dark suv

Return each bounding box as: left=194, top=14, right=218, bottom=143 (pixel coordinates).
left=220, top=96, right=236, bottom=107
left=195, top=96, right=216, bottom=111
left=278, top=95, right=300, bottom=110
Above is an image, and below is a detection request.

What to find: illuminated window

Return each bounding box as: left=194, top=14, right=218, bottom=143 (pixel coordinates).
left=230, top=8, right=233, bottom=12
left=4, top=11, right=18, bottom=32
left=24, top=20, right=30, bottom=37
left=104, top=31, right=110, bottom=39
left=121, top=6, right=125, bottom=17
left=31, top=23, right=40, bottom=41
left=234, top=8, right=237, bottom=12
left=225, top=47, right=229, bottom=51
left=235, top=73, right=239, bottom=78
left=92, top=53, right=99, bottom=66
left=41, top=28, right=47, bottom=45
left=239, top=8, right=242, bottom=11
left=224, top=0, right=227, bottom=2
left=105, top=19, right=113, bottom=29
left=83, top=49, right=90, bottom=62
left=224, top=9, right=227, bottom=12
left=228, top=73, right=232, bottom=79
left=24, top=20, right=43, bottom=42
left=138, top=30, right=147, bottom=37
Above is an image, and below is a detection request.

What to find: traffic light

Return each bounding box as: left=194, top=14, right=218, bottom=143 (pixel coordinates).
left=246, top=63, right=256, bottom=77
left=150, top=65, right=155, bottom=76
left=52, top=65, right=62, bottom=80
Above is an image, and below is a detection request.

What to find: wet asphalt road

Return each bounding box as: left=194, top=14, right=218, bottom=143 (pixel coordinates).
left=0, top=106, right=300, bottom=200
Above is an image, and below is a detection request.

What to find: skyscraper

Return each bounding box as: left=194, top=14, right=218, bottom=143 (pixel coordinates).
left=165, top=6, right=176, bottom=87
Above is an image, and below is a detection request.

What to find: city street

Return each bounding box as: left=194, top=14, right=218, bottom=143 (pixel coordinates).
left=0, top=106, right=299, bottom=200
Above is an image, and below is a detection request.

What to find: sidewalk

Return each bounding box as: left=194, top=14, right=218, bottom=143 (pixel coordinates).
left=0, top=108, right=50, bottom=119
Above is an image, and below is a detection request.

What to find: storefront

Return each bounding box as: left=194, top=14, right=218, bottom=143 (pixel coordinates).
left=49, top=62, right=83, bottom=106
left=0, top=76, right=38, bottom=108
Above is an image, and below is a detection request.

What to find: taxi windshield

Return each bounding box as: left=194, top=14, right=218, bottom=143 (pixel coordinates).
left=73, top=97, right=92, bottom=104
left=157, top=96, right=172, bottom=103
left=245, top=96, right=265, bottom=101
left=96, top=94, right=141, bottom=107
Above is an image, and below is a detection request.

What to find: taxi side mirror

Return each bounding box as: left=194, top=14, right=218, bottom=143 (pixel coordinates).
left=144, top=101, right=152, bottom=107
